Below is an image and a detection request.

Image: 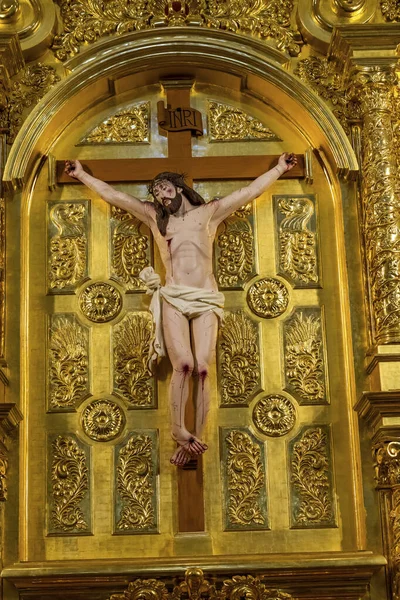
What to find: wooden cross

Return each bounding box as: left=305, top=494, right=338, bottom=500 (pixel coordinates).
left=57, top=79, right=304, bottom=534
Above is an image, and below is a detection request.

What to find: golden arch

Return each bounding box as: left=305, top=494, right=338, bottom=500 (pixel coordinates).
left=4, top=27, right=357, bottom=187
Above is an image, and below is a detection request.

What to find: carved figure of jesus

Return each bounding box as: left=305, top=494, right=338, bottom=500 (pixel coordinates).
left=65, top=153, right=297, bottom=466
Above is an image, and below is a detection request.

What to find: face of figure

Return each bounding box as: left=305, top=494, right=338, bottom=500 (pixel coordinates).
left=152, top=179, right=183, bottom=214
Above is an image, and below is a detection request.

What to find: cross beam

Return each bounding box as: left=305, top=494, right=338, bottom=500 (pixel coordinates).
left=56, top=155, right=304, bottom=183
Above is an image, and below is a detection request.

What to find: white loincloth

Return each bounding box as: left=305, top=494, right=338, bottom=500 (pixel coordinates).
left=139, top=266, right=225, bottom=362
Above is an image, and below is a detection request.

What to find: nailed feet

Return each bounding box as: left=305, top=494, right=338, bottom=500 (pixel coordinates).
left=170, top=431, right=208, bottom=467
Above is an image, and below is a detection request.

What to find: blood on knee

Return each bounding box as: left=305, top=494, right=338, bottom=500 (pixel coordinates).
left=175, top=362, right=194, bottom=375
left=199, top=369, right=208, bottom=381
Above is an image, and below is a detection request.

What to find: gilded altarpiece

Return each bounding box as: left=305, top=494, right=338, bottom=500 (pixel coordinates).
left=8, top=79, right=363, bottom=578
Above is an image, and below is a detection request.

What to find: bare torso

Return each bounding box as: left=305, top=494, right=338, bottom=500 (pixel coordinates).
left=150, top=202, right=218, bottom=289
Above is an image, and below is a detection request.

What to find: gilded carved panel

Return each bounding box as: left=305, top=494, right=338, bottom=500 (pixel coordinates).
left=220, top=428, right=268, bottom=530
left=110, top=206, right=152, bottom=292
left=215, top=204, right=258, bottom=290
left=80, top=102, right=150, bottom=144
left=289, top=426, right=336, bottom=528
left=112, top=312, right=156, bottom=408
left=48, top=434, right=91, bottom=535
left=273, top=195, right=320, bottom=288
left=47, top=201, right=89, bottom=293
left=47, top=314, right=90, bottom=412
left=217, top=311, right=262, bottom=406
left=114, top=430, right=158, bottom=533
left=283, top=308, right=329, bottom=405
left=207, top=101, right=281, bottom=142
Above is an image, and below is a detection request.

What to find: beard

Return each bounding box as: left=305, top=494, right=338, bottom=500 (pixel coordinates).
left=162, top=192, right=182, bottom=215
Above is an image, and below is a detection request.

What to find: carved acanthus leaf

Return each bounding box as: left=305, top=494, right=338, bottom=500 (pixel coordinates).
left=81, top=102, right=150, bottom=144
left=216, top=216, right=256, bottom=289
left=284, top=310, right=327, bottom=404
left=52, top=0, right=300, bottom=61
left=116, top=433, right=157, bottom=532
left=208, top=101, right=280, bottom=142
left=218, top=311, right=261, bottom=406
left=111, top=207, right=150, bottom=291
left=48, top=316, right=89, bottom=410
left=50, top=435, right=89, bottom=533
left=290, top=427, right=335, bottom=527
left=224, top=429, right=267, bottom=529
left=294, top=56, right=361, bottom=132
left=113, top=313, right=155, bottom=407
left=276, top=196, right=319, bottom=286
left=0, top=63, right=60, bottom=143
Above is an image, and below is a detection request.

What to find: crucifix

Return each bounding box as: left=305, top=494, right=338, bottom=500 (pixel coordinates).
left=58, top=78, right=304, bottom=534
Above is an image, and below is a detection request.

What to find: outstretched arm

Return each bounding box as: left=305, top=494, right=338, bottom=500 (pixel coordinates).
left=65, top=160, right=155, bottom=223
left=210, top=153, right=297, bottom=225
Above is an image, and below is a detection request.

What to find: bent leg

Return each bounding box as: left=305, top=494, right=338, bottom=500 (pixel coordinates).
left=162, top=301, right=207, bottom=464
left=191, top=310, right=219, bottom=439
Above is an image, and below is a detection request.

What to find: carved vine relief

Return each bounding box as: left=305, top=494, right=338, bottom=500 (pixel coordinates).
left=115, top=432, right=158, bottom=532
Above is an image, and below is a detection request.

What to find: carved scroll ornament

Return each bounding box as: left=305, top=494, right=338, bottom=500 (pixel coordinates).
left=49, top=435, right=90, bottom=533
left=216, top=210, right=256, bottom=289
left=52, top=0, right=300, bottom=61
left=208, top=101, right=280, bottom=142
left=48, top=202, right=88, bottom=292
left=290, top=426, right=335, bottom=527
left=110, top=570, right=293, bottom=600
left=115, top=432, right=157, bottom=532
left=374, top=440, right=400, bottom=599
left=81, top=102, right=150, bottom=144
left=222, top=428, right=268, bottom=530
left=275, top=195, right=319, bottom=287
left=111, top=206, right=151, bottom=291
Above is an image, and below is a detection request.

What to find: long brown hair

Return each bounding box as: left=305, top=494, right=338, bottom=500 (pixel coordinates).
left=148, top=172, right=205, bottom=236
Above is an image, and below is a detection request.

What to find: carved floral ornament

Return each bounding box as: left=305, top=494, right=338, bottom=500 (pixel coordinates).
left=0, top=63, right=60, bottom=143
left=79, top=282, right=122, bottom=323
left=109, top=569, right=293, bottom=600
left=247, top=277, right=289, bottom=319
left=52, top=0, right=301, bottom=61
left=81, top=399, right=125, bottom=441
left=253, top=394, right=296, bottom=437
left=208, top=101, right=281, bottom=142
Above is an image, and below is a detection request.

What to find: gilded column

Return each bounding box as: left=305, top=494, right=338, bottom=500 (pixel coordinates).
left=374, top=440, right=400, bottom=600
left=354, top=64, right=399, bottom=346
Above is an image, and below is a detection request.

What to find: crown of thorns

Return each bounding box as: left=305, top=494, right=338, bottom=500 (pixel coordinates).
left=148, top=172, right=187, bottom=197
